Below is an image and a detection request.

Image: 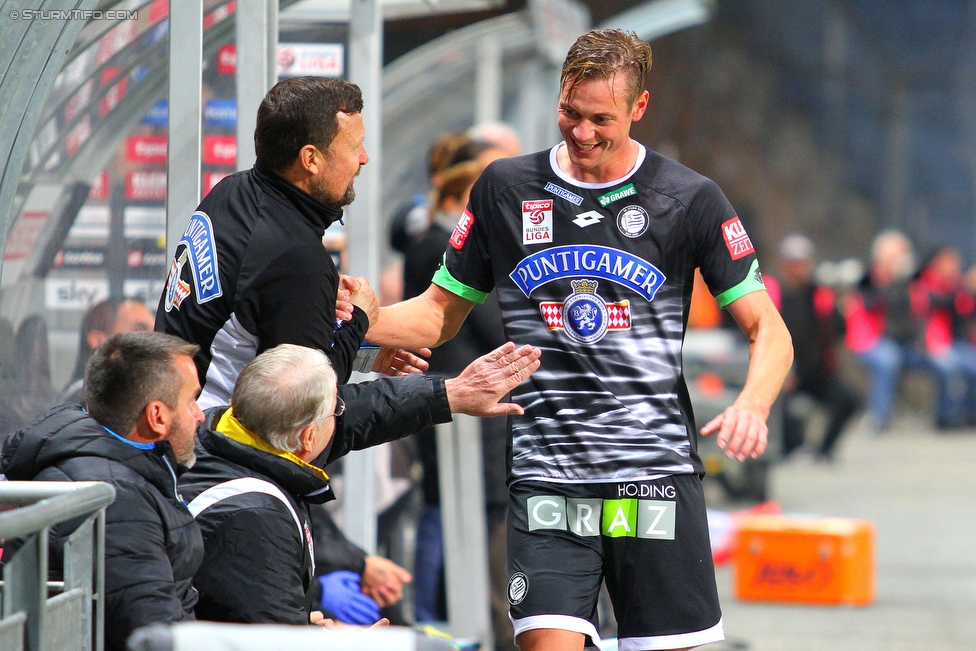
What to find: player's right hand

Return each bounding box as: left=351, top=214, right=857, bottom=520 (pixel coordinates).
left=700, top=404, right=768, bottom=462
left=342, top=275, right=380, bottom=327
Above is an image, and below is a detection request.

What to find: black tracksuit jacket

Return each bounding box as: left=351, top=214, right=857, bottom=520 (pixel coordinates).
left=179, top=373, right=452, bottom=625
left=0, top=404, right=204, bottom=651
left=156, top=164, right=369, bottom=407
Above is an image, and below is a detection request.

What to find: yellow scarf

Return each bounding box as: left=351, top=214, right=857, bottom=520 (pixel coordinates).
left=215, top=408, right=330, bottom=483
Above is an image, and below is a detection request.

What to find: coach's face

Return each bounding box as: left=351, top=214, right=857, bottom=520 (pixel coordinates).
left=310, top=111, right=369, bottom=207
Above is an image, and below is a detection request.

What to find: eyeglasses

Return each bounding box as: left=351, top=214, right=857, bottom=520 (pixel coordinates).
left=324, top=395, right=345, bottom=420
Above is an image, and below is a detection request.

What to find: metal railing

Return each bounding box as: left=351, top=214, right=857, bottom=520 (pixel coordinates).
left=126, top=620, right=460, bottom=651
left=0, top=481, right=116, bottom=651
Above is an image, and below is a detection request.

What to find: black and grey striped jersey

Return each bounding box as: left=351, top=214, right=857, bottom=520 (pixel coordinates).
left=433, top=144, right=765, bottom=484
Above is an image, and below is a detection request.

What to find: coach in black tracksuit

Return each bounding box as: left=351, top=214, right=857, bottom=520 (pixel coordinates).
left=157, top=77, right=375, bottom=410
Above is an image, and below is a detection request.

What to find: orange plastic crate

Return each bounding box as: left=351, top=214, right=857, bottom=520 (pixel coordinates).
left=733, top=515, right=875, bottom=606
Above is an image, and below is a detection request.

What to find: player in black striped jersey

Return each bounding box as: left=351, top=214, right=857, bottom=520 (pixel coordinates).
left=371, top=29, right=793, bottom=651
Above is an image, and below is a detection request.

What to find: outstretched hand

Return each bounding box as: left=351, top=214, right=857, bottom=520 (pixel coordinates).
left=700, top=403, right=768, bottom=461
left=371, top=347, right=431, bottom=376
left=445, top=342, right=541, bottom=417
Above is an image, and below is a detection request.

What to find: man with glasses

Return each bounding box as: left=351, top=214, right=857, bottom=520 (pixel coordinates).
left=179, top=340, right=540, bottom=626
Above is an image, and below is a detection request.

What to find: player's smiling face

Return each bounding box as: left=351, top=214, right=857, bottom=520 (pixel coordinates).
left=557, top=72, right=648, bottom=183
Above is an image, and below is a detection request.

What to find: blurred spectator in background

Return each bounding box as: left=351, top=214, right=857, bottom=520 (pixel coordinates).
left=389, top=131, right=472, bottom=257
left=844, top=231, right=975, bottom=431
left=60, top=298, right=155, bottom=405
left=467, top=122, right=522, bottom=159
left=1, top=319, right=19, bottom=434
left=844, top=230, right=920, bottom=432
left=389, top=125, right=521, bottom=257
left=777, top=234, right=860, bottom=460
left=912, top=246, right=976, bottom=428
left=402, top=159, right=511, bottom=645
left=2, top=315, right=56, bottom=434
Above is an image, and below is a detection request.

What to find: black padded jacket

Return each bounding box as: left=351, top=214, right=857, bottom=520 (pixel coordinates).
left=0, top=404, right=204, bottom=651
left=179, top=373, right=452, bottom=625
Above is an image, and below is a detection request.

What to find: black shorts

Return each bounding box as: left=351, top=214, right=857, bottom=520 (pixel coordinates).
left=507, top=475, right=723, bottom=650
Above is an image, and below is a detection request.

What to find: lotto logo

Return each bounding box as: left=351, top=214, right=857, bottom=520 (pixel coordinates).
left=526, top=496, right=676, bottom=540
left=450, top=210, right=475, bottom=250
left=722, top=217, right=755, bottom=260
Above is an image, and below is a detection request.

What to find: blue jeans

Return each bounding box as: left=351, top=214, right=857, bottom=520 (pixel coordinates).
left=854, top=337, right=906, bottom=426
left=413, top=505, right=445, bottom=622
left=926, top=343, right=976, bottom=427
left=856, top=337, right=976, bottom=427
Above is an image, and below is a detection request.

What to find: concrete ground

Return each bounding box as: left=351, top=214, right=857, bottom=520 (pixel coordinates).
left=709, top=415, right=976, bottom=651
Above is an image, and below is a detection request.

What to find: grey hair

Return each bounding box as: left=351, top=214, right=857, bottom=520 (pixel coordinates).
left=231, top=344, right=338, bottom=452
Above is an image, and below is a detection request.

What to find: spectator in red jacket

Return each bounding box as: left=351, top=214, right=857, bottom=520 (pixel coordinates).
left=844, top=230, right=921, bottom=432
left=846, top=232, right=975, bottom=431
left=913, top=246, right=976, bottom=428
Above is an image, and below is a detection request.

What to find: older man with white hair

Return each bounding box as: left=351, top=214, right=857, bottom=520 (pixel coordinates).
left=179, top=340, right=540, bottom=627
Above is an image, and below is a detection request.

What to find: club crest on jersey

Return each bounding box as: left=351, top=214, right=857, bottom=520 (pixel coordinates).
left=522, top=200, right=553, bottom=244
left=450, top=210, right=474, bottom=250
left=540, top=280, right=631, bottom=345
left=164, top=248, right=191, bottom=312
left=722, top=216, right=755, bottom=260
left=556, top=280, right=620, bottom=344
left=544, top=182, right=583, bottom=206
left=616, top=205, right=649, bottom=238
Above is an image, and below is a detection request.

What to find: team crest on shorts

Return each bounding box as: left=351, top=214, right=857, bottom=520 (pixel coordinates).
left=539, top=279, right=631, bottom=344
left=508, top=572, right=528, bottom=605
left=616, top=205, right=649, bottom=238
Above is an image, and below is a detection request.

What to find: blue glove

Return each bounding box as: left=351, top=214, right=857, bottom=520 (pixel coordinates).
left=318, top=570, right=381, bottom=625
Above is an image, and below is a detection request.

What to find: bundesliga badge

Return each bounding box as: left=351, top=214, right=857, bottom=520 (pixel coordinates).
left=562, top=279, right=609, bottom=344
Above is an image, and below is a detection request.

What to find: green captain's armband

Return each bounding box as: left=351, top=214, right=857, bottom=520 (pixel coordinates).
left=432, top=258, right=489, bottom=304
left=715, top=259, right=766, bottom=308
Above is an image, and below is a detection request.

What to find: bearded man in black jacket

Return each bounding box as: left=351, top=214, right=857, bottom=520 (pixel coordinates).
left=1, top=332, right=205, bottom=651
left=180, top=340, right=540, bottom=626
left=157, top=75, right=419, bottom=410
